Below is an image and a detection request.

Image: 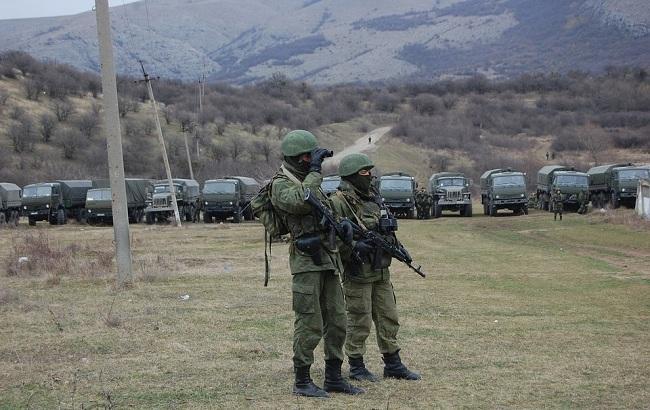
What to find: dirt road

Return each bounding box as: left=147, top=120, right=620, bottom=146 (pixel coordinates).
left=323, top=126, right=391, bottom=167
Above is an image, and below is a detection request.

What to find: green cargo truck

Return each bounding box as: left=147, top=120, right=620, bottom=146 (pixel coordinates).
left=85, top=179, right=153, bottom=224
left=379, top=172, right=416, bottom=219
left=480, top=168, right=528, bottom=216
left=536, top=165, right=589, bottom=212
left=201, top=176, right=260, bottom=223
left=22, top=180, right=92, bottom=225
left=145, top=179, right=200, bottom=224
left=428, top=172, right=473, bottom=218
left=588, top=163, right=650, bottom=208
left=0, top=182, right=21, bottom=226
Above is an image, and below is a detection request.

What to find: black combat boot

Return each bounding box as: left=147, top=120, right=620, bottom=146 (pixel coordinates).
left=293, top=366, right=329, bottom=398
left=349, top=356, right=379, bottom=382
left=383, top=350, right=421, bottom=380
left=323, top=359, right=365, bottom=395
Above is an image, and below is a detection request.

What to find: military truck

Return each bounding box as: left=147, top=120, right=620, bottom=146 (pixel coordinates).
left=201, top=176, right=260, bottom=223
left=321, top=175, right=341, bottom=196
left=588, top=163, right=650, bottom=209
left=379, top=172, right=416, bottom=218
left=480, top=169, right=528, bottom=216
left=0, top=183, right=21, bottom=226
left=22, top=180, right=92, bottom=225
left=145, top=179, right=200, bottom=224
left=85, top=179, right=153, bottom=224
left=536, top=165, right=589, bottom=212
left=428, top=172, right=472, bottom=218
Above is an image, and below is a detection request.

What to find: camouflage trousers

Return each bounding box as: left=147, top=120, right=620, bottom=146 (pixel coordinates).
left=291, top=271, right=346, bottom=367
left=343, top=278, right=400, bottom=358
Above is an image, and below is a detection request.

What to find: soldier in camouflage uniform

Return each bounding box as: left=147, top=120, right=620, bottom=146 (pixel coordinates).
left=551, top=189, right=564, bottom=221
left=271, top=130, right=363, bottom=398
left=577, top=190, right=589, bottom=214
left=330, top=153, right=421, bottom=382
left=415, top=188, right=431, bottom=219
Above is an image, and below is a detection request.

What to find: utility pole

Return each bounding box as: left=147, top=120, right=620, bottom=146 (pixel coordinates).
left=183, top=131, right=194, bottom=180
left=95, top=0, right=133, bottom=285
left=138, top=61, right=182, bottom=227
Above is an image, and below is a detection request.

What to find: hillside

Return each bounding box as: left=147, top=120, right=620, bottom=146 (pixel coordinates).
left=1, top=53, right=649, bottom=189
left=0, top=0, right=648, bottom=84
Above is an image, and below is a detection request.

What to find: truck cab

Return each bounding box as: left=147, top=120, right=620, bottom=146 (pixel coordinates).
left=481, top=168, right=528, bottom=216
left=0, top=182, right=22, bottom=226
left=321, top=175, right=341, bottom=196
left=588, top=163, right=650, bottom=208
left=22, top=182, right=63, bottom=225
left=536, top=165, right=589, bottom=211
left=428, top=172, right=472, bottom=217
left=145, top=179, right=200, bottom=224
left=201, top=176, right=260, bottom=223
left=379, top=172, right=416, bottom=219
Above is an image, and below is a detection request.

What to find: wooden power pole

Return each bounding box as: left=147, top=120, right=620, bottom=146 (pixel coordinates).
left=138, top=61, right=182, bottom=227
left=94, top=0, right=133, bottom=285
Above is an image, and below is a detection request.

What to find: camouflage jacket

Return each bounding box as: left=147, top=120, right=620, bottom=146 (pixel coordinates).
left=330, top=180, right=391, bottom=283
left=270, top=165, right=341, bottom=275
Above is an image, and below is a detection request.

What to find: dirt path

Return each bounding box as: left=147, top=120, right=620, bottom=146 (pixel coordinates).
left=324, top=126, right=391, bottom=167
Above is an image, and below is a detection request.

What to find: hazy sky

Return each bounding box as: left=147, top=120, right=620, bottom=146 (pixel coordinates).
left=0, top=0, right=140, bottom=20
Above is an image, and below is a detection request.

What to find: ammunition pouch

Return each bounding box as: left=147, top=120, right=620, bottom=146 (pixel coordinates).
left=378, top=215, right=398, bottom=234
left=295, top=234, right=323, bottom=266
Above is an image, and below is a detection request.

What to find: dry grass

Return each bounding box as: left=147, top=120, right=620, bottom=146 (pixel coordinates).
left=0, top=214, right=648, bottom=408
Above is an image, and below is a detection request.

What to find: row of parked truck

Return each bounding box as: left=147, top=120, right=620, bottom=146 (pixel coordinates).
left=0, top=176, right=261, bottom=226
left=321, top=163, right=649, bottom=218
left=1, top=163, right=647, bottom=225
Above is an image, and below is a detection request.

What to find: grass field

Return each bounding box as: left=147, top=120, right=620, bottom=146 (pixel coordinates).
left=1, top=209, right=649, bottom=409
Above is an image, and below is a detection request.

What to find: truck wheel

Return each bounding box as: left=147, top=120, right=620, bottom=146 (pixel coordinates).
left=57, top=209, right=66, bottom=225
left=0, top=213, right=5, bottom=224
left=233, top=208, right=242, bottom=223
left=489, top=202, right=497, bottom=217
left=203, top=212, right=213, bottom=224
left=145, top=212, right=155, bottom=225
left=464, top=204, right=473, bottom=217
left=610, top=192, right=619, bottom=209
left=483, top=202, right=488, bottom=215
left=406, top=208, right=415, bottom=219
left=523, top=206, right=529, bottom=215
left=29, top=217, right=36, bottom=226
left=433, top=203, right=442, bottom=218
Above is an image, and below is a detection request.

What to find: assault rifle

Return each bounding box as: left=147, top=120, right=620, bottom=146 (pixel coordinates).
left=304, top=188, right=426, bottom=278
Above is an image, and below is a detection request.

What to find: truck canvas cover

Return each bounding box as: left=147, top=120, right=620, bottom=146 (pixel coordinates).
left=224, top=176, right=260, bottom=200
left=92, top=179, right=152, bottom=207
left=0, top=182, right=21, bottom=208
left=56, top=180, right=93, bottom=207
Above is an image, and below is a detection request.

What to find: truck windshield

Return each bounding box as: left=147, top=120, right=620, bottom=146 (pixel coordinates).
left=321, top=179, right=340, bottom=192
left=380, top=179, right=411, bottom=190
left=23, top=186, right=52, bottom=197
left=154, top=185, right=180, bottom=194
left=438, top=178, right=465, bottom=187
left=493, top=175, right=525, bottom=186
left=86, top=190, right=111, bottom=201
left=203, top=182, right=236, bottom=194
left=554, top=175, right=588, bottom=187
left=618, top=169, right=650, bottom=180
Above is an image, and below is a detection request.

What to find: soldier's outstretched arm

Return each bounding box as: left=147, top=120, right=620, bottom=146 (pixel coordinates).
left=271, top=172, right=323, bottom=215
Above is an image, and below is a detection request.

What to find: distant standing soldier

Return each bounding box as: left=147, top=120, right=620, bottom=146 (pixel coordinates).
left=415, top=188, right=430, bottom=219
left=368, top=135, right=372, bottom=144
left=271, top=130, right=363, bottom=398
left=551, top=189, right=564, bottom=221
left=330, top=153, right=421, bottom=382
left=577, top=190, right=589, bottom=214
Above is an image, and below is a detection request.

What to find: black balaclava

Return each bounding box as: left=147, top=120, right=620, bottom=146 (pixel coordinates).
left=283, top=155, right=310, bottom=179
left=344, top=170, right=373, bottom=197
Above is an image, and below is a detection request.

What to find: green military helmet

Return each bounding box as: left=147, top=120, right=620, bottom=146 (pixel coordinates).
left=338, top=153, right=374, bottom=177
left=281, top=130, right=318, bottom=157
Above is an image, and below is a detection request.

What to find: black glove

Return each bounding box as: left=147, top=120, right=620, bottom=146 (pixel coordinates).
left=353, top=238, right=374, bottom=262
left=309, top=148, right=333, bottom=173
left=337, top=219, right=353, bottom=245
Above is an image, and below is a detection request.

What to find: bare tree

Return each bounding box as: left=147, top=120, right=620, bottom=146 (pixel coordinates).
left=24, top=78, right=42, bottom=101
left=227, top=136, right=245, bottom=161
left=0, top=90, right=9, bottom=105
left=58, top=128, right=84, bottom=160
left=52, top=99, right=73, bottom=122
left=8, top=116, right=35, bottom=153
left=77, top=113, right=100, bottom=139
left=578, top=125, right=611, bottom=166
left=253, top=139, right=275, bottom=163
left=39, top=113, right=57, bottom=143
